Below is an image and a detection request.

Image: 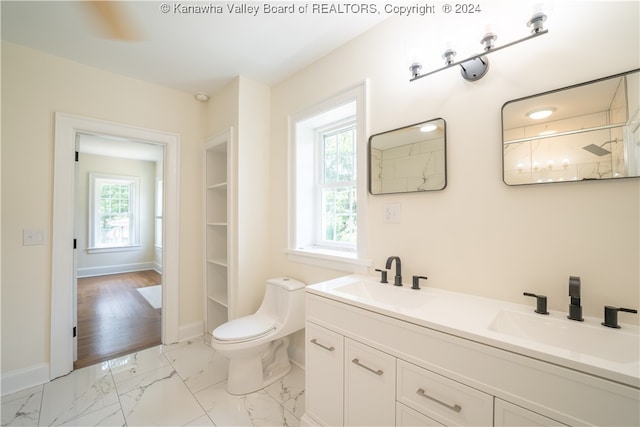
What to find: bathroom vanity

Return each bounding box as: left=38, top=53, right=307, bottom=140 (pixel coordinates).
left=302, top=275, right=639, bottom=426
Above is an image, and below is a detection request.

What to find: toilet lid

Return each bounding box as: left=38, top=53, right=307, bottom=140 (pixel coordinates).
left=212, top=314, right=277, bottom=342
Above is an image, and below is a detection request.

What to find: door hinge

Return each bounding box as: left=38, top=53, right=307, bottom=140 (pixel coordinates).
left=73, top=239, right=77, bottom=249
left=73, top=326, right=77, bottom=338
left=75, top=151, right=79, bottom=162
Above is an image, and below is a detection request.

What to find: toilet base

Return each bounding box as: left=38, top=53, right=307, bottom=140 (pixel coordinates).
left=226, top=337, right=292, bottom=395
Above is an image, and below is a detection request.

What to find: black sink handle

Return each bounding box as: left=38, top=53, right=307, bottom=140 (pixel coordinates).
left=523, top=292, right=549, bottom=315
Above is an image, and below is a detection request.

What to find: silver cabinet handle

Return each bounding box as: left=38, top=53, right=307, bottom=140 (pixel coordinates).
left=416, top=388, right=462, bottom=413
left=310, top=338, right=334, bottom=352
left=352, top=358, right=383, bottom=376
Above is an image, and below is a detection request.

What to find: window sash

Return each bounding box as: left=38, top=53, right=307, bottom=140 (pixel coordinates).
left=89, top=173, right=140, bottom=250
left=315, top=121, right=357, bottom=250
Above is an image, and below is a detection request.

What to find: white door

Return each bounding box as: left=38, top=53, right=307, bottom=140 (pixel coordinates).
left=73, top=136, right=79, bottom=361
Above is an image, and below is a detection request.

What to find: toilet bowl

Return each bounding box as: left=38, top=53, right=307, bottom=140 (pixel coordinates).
left=211, top=277, right=306, bottom=395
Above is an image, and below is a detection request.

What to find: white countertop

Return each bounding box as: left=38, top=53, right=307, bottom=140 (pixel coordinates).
left=306, top=274, right=640, bottom=389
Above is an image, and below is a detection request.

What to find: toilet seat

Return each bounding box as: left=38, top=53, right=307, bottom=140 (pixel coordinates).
left=213, top=314, right=276, bottom=343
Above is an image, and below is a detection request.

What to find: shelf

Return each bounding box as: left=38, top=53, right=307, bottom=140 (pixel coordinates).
left=208, top=182, right=228, bottom=191
left=208, top=293, right=229, bottom=307
left=207, top=258, right=228, bottom=267
left=205, top=131, right=231, bottom=332
left=207, top=301, right=228, bottom=331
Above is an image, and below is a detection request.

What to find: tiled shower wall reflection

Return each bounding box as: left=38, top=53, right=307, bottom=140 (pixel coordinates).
left=371, top=140, right=445, bottom=193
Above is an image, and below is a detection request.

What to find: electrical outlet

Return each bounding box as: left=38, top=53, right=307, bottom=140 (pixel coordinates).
left=383, top=203, right=401, bottom=224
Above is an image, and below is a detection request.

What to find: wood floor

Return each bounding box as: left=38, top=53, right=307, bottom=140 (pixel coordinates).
left=75, top=270, right=162, bottom=369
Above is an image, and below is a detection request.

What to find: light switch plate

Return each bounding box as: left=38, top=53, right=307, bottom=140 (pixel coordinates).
left=383, top=203, right=401, bottom=224
left=23, top=229, right=46, bottom=246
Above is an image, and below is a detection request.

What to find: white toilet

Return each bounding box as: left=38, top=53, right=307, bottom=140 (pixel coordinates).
left=210, top=277, right=306, bottom=395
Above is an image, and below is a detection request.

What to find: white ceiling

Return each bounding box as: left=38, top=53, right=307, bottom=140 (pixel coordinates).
left=1, top=1, right=387, bottom=96
left=79, top=133, right=164, bottom=162
left=503, top=75, right=625, bottom=129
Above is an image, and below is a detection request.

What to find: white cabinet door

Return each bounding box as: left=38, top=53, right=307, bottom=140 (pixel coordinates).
left=344, top=338, right=396, bottom=426
left=494, top=399, right=567, bottom=426
left=305, top=322, right=344, bottom=426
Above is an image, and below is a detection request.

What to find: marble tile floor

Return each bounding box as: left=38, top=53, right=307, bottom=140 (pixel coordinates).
left=1, top=336, right=305, bottom=426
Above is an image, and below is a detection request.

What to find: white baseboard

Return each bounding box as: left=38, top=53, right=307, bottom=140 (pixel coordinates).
left=77, top=262, right=157, bottom=278
left=300, top=413, right=321, bottom=427
left=178, top=321, right=204, bottom=342
left=153, top=262, right=162, bottom=274
left=1, top=363, right=50, bottom=397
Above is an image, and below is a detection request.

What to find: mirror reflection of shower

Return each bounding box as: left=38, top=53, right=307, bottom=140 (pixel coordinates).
left=582, top=139, right=618, bottom=157
left=502, top=69, right=640, bottom=185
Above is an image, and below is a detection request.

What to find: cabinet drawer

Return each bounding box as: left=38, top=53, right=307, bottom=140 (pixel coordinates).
left=305, top=322, right=344, bottom=427
left=345, top=338, right=396, bottom=426
left=494, top=399, right=567, bottom=426
left=397, top=360, right=493, bottom=426
left=397, top=402, right=444, bottom=426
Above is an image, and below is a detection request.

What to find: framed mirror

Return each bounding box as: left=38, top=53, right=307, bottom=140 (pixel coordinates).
left=502, top=69, right=640, bottom=185
left=369, top=118, right=446, bottom=194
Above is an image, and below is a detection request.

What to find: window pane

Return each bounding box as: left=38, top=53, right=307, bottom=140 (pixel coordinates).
left=100, top=184, right=111, bottom=198
left=325, top=134, right=337, bottom=154
left=324, top=156, right=337, bottom=183
left=322, top=188, right=335, bottom=214
left=338, top=155, right=354, bottom=181
left=322, top=214, right=334, bottom=241
left=320, top=185, right=356, bottom=244
left=338, top=130, right=354, bottom=153
left=324, top=130, right=355, bottom=184
left=317, top=125, right=357, bottom=247
left=95, top=179, right=135, bottom=247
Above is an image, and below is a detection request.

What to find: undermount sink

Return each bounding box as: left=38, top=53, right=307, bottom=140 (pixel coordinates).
left=332, top=281, right=433, bottom=310
left=488, top=309, right=639, bottom=363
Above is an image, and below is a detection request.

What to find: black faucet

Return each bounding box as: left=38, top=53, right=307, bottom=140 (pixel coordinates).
left=602, top=306, right=638, bottom=329
left=567, top=276, right=584, bottom=321
left=412, top=275, right=428, bottom=290
left=374, top=268, right=388, bottom=284
left=385, top=256, right=402, bottom=286
left=523, top=292, right=549, bottom=315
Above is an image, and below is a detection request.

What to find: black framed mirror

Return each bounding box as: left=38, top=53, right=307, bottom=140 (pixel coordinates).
left=502, top=69, right=640, bottom=185
left=368, top=118, right=446, bottom=194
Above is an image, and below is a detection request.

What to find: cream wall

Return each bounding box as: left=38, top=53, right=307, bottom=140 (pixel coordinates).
left=1, top=41, right=206, bottom=374
left=269, top=0, right=640, bottom=350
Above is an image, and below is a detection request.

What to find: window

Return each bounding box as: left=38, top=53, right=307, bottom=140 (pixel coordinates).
left=89, top=173, right=140, bottom=251
left=288, top=82, right=371, bottom=272
left=318, top=122, right=357, bottom=248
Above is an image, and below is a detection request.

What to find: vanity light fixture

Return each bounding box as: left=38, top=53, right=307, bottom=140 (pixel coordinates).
left=410, top=11, right=548, bottom=82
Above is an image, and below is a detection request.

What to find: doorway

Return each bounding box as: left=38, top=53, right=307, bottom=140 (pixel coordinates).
left=73, top=134, right=164, bottom=368
left=51, top=113, right=180, bottom=380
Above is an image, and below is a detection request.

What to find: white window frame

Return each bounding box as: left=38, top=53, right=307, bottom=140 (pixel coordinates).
left=287, top=81, right=371, bottom=273
left=315, top=119, right=357, bottom=251
left=88, top=173, right=141, bottom=253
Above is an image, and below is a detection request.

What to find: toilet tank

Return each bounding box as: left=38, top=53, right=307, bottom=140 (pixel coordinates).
left=257, top=277, right=306, bottom=333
